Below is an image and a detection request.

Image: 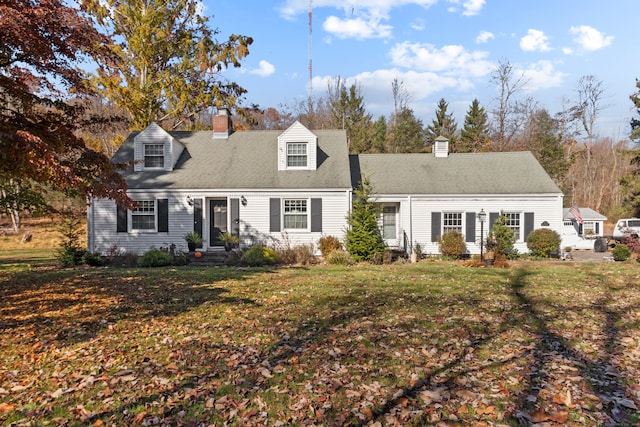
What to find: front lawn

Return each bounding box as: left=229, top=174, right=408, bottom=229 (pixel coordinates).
left=1, top=260, right=639, bottom=426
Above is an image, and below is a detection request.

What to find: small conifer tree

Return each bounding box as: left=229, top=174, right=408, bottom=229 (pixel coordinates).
left=345, top=177, right=386, bottom=262
left=487, top=213, right=516, bottom=259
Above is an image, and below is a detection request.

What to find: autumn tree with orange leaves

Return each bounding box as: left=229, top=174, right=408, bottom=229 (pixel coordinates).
left=0, top=0, right=132, bottom=225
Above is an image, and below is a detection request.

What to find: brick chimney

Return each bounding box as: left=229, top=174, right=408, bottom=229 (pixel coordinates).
left=212, top=107, right=232, bottom=139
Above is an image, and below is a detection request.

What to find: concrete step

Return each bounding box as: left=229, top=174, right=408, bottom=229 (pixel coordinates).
left=187, top=250, right=228, bottom=266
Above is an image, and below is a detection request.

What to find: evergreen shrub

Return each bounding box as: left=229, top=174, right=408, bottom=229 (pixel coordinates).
left=242, top=246, right=280, bottom=267
left=612, top=244, right=631, bottom=261
left=139, top=248, right=173, bottom=267
left=526, top=228, right=561, bottom=258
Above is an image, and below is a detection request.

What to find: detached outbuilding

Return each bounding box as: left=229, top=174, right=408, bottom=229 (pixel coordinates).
left=561, top=207, right=608, bottom=250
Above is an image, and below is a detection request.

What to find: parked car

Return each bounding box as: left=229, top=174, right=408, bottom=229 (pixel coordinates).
left=612, top=218, right=640, bottom=240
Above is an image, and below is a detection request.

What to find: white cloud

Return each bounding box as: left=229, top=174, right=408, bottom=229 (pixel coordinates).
left=520, top=29, right=551, bottom=52
left=249, top=60, right=276, bottom=77
left=570, top=25, right=613, bottom=51
left=388, top=42, right=493, bottom=77
left=445, top=0, right=486, bottom=16
left=520, top=60, right=567, bottom=92
left=461, top=0, right=485, bottom=16
left=411, top=18, right=425, bottom=31
left=279, top=0, right=440, bottom=20
left=323, top=15, right=393, bottom=39
left=475, top=30, right=494, bottom=44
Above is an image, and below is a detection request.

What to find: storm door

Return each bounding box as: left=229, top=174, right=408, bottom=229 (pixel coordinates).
left=209, top=199, right=228, bottom=247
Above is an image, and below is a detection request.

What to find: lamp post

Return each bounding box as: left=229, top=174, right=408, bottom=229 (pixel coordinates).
left=478, top=209, right=486, bottom=262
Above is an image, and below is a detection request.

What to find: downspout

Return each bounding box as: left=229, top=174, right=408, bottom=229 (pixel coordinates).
left=408, top=195, right=413, bottom=253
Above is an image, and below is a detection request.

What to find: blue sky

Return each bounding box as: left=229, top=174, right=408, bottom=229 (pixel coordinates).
left=207, top=0, right=638, bottom=140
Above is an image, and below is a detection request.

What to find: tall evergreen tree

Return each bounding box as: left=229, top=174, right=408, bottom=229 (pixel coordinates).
left=345, top=177, right=386, bottom=262
left=328, top=78, right=373, bottom=153
left=425, top=98, right=458, bottom=148
left=84, top=0, right=253, bottom=130
left=631, top=79, right=640, bottom=142
left=387, top=108, right=426, bottom=153
left=459, top=99, right=489, bottom=153
left=526, top=110, right=572, bottom=182
left=372, top=116, right=388, bottom=153
left=621, top=79, right=640, bottom=215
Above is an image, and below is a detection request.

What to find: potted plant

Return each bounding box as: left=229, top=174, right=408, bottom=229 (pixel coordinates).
left=411, top=242, right=423, bottom=263
left=484, top=250, right=495, bottom=266
left=219, top=231, right=240, bottom=251
left=184, top=231, right=203, bottom=252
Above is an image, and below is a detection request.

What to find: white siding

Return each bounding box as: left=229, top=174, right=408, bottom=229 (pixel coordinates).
left=237, top=191, right=349, bottom=250
left=88, top=190, right=351, bottom=255
left=370, top=194, right=563, bottom=256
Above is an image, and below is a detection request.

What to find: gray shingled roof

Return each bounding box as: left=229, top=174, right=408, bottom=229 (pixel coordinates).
left=352, top=151, right=562, bottom=195
left=563, top=207, right=607, bottom=221
left=113, top=129, right=353, bottom=190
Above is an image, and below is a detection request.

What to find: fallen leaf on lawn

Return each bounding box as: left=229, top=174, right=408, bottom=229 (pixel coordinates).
left=0, top=403, right=16, bottom=412
left=476, top=405, right=495, bottom=415
left=259, top=368, right=273, bottom=378
left=455, top=389, right=476, bottom=400
left=360, top=406, right=373, bottom=419
left=548, top=411, right=568, bottom=423
left=133, top=411, right=147, bottom=423
left=530, top=410, right=548, bottom=423
left=419, top=387, right=447, bottom=404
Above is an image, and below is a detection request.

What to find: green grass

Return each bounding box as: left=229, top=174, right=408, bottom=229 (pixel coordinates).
left=1, top=257, right=639, bottom=426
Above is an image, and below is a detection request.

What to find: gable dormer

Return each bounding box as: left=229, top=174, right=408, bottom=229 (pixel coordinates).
left=277, top=121, right=318, bottom=171
left=133, top=122, right=185, bottom=172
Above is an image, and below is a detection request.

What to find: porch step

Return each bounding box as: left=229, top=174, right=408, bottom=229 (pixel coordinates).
left=187, top=250, right=228, bottom=266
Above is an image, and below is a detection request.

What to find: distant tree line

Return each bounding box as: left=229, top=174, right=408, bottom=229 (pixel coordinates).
left=3, top=1, right=640, bottom=229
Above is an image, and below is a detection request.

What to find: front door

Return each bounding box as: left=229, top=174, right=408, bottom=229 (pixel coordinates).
left=210, top=199, right=228, bottom=247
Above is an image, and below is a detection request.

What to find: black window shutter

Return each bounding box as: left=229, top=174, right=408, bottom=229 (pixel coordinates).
left=431, top=212, right=441, bottom=242
left=596, top=222, right=600, bottom=234
left=311, top=198, right=322, bottom=232
left=524, top=212, right=534, bottom=240
left=489, top=212, right=499, bottom=231
left=117, top=205, right=128, bottom=232
left=270, top=198, right=281, bottom=232
left=157, top=199, right=169, bottom=232
left=194, top=198, right=203, bottom=236
left=230, top=198, right=240, bottom=235
left=465, top=212, right=476, bottom=242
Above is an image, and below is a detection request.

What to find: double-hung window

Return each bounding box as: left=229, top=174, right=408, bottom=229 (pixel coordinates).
left=132, top=200, right=156, bottom=230
left=443, top=212, right=463, bottom=234
left=286, top=143, right=307, bottom=168
left=144, top=144, right=165, bottom=168
left=381, top=206, right=397, bottom=240
left=283, top=199, right=308, bottom=230
left=503, top=212, right=521, bottom=240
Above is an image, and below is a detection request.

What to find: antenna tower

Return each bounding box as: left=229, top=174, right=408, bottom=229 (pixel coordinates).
left=308, top=0, right=313, bottom=113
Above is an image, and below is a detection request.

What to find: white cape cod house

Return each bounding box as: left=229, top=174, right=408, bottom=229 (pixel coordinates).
left=87, top=110, right=564, bottom=256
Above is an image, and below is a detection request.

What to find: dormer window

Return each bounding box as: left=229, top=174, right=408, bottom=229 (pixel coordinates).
left=287, top=143, right=308, bottom=168
left=277, top=121, right=318, bottom=171
left=144, top=143, right=165, bottom=168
